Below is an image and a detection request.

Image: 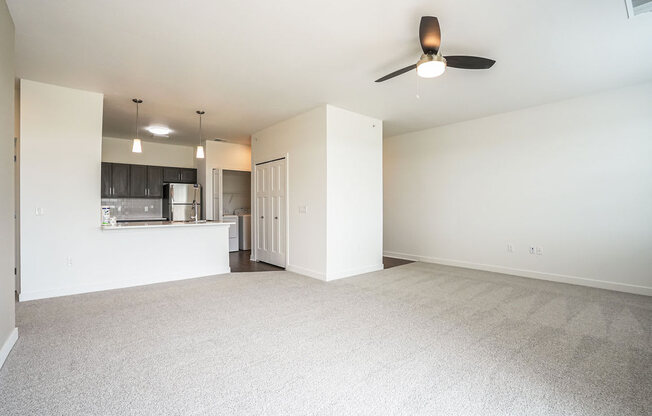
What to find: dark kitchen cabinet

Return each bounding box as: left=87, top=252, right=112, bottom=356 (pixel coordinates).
left=147, top=166, right=164, bottom=197
left=129, top=165, right=148, bottom=197
left=101, top=163, right=196, bottom=198
left=163, top=167, right=180, bottom=183
left=111, top=164, right=130, bottom=197
left=180, top=168, right=197, bottom=184
left=163, top=167, right=197, bottom=184
left=101, top=163, right=112, bottom=198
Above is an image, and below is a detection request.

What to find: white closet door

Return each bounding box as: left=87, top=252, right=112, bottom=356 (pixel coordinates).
left=254, top=158, right=286, bottom=267
left=268, top=159, right=286, bottom=267
left=255, top=164, right=269, bottom=263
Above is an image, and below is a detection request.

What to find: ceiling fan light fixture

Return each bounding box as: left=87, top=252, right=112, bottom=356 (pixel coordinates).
left=416, top=54, right=446, bottom=78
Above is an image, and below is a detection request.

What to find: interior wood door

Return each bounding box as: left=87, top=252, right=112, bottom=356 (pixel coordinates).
left=255, top=158, right=286, bottom=268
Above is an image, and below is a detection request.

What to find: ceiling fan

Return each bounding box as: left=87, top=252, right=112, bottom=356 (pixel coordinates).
left=375, top=16, right=495, bottom=83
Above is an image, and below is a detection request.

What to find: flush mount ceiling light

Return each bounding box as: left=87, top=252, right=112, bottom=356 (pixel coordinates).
left=146, top=125, right=172, bottom=136
left=131, top=98, right=143, bottom=153
left=195, top=110, right=205, bottom=159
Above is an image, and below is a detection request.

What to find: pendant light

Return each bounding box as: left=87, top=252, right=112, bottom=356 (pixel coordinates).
left=131, top=98, right=143, bottom=153
left=195, top=110, right=205, bottom=159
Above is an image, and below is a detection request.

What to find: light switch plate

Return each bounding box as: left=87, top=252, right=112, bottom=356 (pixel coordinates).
left=299, top=206, right=307, bottom=214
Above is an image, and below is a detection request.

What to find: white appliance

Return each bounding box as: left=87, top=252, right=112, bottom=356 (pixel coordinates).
left=238, top=214, right=251, bottom=250
left=223, top=215, right=239, bottom=252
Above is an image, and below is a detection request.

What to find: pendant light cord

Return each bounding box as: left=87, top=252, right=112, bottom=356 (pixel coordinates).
left=196, top=110, right=205, bottom=146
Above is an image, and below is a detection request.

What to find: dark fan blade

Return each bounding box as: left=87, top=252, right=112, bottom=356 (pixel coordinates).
left=445, top=56, right=495, bottom=69
left=375, top=64, right=417, bottom=82
left=419, top=16, right=441, bottom=54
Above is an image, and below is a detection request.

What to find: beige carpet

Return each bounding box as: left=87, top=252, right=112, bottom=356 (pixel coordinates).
left=0, top=262, right=650, bottom=415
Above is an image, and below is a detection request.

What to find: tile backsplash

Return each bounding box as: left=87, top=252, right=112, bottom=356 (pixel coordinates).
left=101, top=198, right=163, bottom=220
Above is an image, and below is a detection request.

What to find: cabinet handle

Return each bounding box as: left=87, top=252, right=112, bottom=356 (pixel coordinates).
left=274, top=216, right=278, bottom=220
left=260, top=216, right=264, bottom=219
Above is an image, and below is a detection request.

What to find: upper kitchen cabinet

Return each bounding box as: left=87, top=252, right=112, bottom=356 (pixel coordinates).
left=180, top=168, right=197, bottom=184
left=163, top=167, right=180, bottom=183
left=111, top=163, right=131, bottom=197
left=129, top=165, right=148, bottom=197
left=101, top=162, right=130, bottom=198
left=163, top=167, right=197, bottom=184
left=147, top=166, right=164, bottom=197
left=102, top=163, right=197, bottom=198
left=101, top=163, right=112, bottom=198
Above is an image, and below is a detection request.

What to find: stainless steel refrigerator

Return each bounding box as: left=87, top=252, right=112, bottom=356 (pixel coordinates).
left=163, top=183, right=202, bottom=221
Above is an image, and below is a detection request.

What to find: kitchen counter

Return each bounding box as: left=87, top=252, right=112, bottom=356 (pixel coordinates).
left=102, top=220, right=234, bottom=230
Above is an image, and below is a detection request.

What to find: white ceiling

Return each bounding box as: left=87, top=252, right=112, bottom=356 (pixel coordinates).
left=7, top=0, right=652, bottom=146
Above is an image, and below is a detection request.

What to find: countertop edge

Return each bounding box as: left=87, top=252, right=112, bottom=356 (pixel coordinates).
left=101, top=221, right=234, bottom=230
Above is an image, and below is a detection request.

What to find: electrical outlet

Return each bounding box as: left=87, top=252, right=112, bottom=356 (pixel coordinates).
left=144, top=206, right=149, bottom=212
left=529, top=246, right=535, bottom=255
left=35, top=207, right=44, bottom=216
left=299, top=205, right=307, bottom=214
left=536, top=247, right=543, bottom=255
left=507, top=243, right=514, bottom=253
left=66, top=256, right=73, bottom=267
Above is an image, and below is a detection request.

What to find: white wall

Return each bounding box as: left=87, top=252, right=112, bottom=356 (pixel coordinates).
left=0, top=0, right=17, bottom=367
left=196, top=140, right=251, bottom=220
left=102, top=136, right=195, bottom=168
left=384, top=83, right=652, bottom=295
left=19, top=80, right=230, bottom=301
left=251, top=105, right=384, bottom=280
left=252, top=106, right=328, bottom=278
left=326, top=106, right=383, bottom=279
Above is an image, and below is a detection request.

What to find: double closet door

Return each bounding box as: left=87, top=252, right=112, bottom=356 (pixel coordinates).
left=255, top=158, right=286, bottom=268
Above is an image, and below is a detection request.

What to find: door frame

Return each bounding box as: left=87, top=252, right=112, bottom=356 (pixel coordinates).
left=252, top=153, right=289, bottom=268
left=211, top=168, right=223, bottom=221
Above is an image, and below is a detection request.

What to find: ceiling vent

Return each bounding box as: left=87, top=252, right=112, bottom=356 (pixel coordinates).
left=625, top=0, right=652, bottom=17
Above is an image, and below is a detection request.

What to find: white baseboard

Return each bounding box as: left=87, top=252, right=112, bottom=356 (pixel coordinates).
left=383, top=251, right=652, bottom=296
left=286, top=264, right=327, bottom=281
left=326, top=264, right=384, bottom=281
left=19, top=267, right=231, bottom=301
left=0, top=328, right=18, bottom=369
